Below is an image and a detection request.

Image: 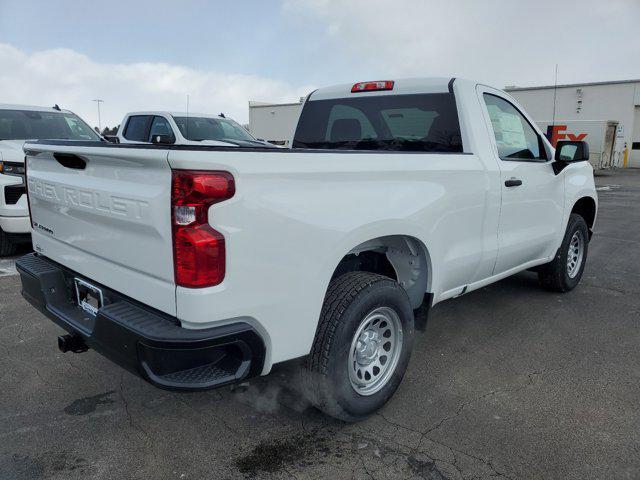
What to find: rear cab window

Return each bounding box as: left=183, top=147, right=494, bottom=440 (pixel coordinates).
left=293, top=93, right=463, bottom=152
left=123, top=115, right=153, bottom=142
left=148, top=116, right=175, bottom=142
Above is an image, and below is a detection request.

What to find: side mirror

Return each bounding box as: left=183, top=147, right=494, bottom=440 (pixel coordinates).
left=151, top=134, right=174, bottom=145
left=554, top=140, right=589, bottom=162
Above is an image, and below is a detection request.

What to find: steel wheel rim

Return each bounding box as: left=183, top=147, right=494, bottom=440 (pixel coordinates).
left=567, top=230, right=585, bottom=278
left=348, top=306, right=403, bottom=396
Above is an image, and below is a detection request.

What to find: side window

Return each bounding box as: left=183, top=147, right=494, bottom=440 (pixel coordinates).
left=325, top=105, right=377, bottom=143
left=63, top=115, right=95, bottom=140
left=123, top=115, right=152, bottom=142
left=220, top=121, right=242, bottom=138
left=483, top=94, right=546, bottom=161
left=0, top=118, right=10, bottom=139
left=148, top=116, right=174, bottom=142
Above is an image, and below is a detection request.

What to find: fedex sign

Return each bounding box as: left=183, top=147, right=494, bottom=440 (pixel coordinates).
left=546, top=125, right=587, bottom=147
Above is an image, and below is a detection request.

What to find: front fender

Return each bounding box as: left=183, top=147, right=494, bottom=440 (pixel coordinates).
left=561, top=162, right=598, bottom=241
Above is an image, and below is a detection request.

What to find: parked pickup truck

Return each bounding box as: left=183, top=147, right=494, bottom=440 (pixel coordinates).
left=0, top=104, right=101, bottom=255
left=17, top=78, right=597, bottom=421
left=116, top=111, right=278, bottom=148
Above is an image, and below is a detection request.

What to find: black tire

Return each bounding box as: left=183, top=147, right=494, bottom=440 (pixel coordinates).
left=538, top=213, right=589, bottom=292
left=302, top=272, right=414, bottom=422
left=0, top=228, right=17, bottom=257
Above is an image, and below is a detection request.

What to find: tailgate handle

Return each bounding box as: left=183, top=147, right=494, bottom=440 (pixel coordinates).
left=53, top=153, right=86, bottom=170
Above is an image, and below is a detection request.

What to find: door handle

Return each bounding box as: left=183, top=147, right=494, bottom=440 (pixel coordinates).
left=53, top=153, right=86, bottom=170
left=504, top=179, right=522, bottom=187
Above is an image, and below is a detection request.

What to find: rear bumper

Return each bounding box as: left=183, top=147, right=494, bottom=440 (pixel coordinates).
left=16, top=253, right=265, bottom=391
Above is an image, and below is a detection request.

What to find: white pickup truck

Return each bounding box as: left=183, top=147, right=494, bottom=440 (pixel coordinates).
left=116, top=111, right=277, bottom=148
left=0, top=104, right=101, bottom=255
left=17, top=78, right=597, bottom=421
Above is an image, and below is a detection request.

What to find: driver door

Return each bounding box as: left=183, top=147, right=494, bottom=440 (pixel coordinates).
left=477, top=86, right=565, bottom=275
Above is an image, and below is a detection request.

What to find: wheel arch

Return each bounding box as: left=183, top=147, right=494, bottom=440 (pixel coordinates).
left=330, top=234, right=432, bottom=310
left=570, top=196, right=597, bottom=236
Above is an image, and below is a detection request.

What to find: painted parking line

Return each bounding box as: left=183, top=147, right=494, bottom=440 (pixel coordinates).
left=596, top=184, right=621, bottom=191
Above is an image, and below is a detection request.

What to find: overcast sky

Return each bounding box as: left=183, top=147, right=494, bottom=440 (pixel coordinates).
left=1, top=0, right=638, bottom=128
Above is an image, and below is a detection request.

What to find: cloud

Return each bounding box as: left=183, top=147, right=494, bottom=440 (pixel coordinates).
left=0, top=43, right=314, bottom=128
left=2, top=0, right=638, bottom=130
left=284, top=0, right=640, bottom=88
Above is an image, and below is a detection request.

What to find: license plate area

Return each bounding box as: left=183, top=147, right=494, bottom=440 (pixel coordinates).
left=74, top=278, right=104, bottom=316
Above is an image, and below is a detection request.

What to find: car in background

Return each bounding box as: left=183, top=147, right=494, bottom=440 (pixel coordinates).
left=116, top=111, right=279, bottom=147
left=0, top=104, right=101, bottom=255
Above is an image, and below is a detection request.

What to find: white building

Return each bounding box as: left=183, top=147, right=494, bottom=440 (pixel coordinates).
left=507, top=79, right=640, bottom=168
left=248, top=100, right=304, bottom=146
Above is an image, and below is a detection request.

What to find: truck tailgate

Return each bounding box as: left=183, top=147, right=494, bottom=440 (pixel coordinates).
left=25, top=144, right=176, bottom=315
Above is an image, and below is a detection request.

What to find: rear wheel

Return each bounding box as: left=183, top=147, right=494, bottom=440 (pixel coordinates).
left=538, top=213, right=589, bottom=292
left=302, top=272, right=414, bottom=422
left=0, top=229, right=17, bottom=257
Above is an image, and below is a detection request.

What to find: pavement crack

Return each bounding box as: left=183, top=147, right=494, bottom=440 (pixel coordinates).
left=35, top=368, right=56, bottom=389
left=425, top=437, right=515, bottom=480
left=373, top=412, right=467, bottom=479
left=375, top=385, right=530, bottom=479
left=118, top=372, right=150, bottom=441
left=423, top=389, right=501, bottom=436
left=449, top=450, right=465, bottom=480
left=360, top=455, right=376, bottom=479
left=376, top=411, right=425, bottom=437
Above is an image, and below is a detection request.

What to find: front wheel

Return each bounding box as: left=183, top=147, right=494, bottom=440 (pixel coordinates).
left=302, top=272, right=414, bottom=422
left=538, top=213, right=589, bottom=292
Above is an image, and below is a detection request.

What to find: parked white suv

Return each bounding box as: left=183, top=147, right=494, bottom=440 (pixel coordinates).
left=18, top=78, right=597, bottom=421
left=117, top=111, right=277, bottom=147
left=0, top=104, right=100, bottom=255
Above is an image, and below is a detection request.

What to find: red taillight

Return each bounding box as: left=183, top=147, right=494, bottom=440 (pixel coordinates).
left=171, top=170, right=235, bottom=288
left=351, top=80, right=394, bottom=93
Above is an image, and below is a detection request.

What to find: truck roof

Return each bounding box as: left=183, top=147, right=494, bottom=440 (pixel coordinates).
left=309, top=77, right=468, bottom=101
left=0, top=103, right=71, bottom=113
left=125, top=111, right=227, bottom=119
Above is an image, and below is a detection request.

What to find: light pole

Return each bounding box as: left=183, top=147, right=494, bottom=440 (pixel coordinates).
left=92, top=99, right=104, bottom=132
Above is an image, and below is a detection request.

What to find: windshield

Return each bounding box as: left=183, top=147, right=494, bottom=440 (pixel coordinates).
left=293, top=93, right=463, bottom=152
left=173, top=116, right=256, bottom=143
left=0, top=110, right=100, bottom=141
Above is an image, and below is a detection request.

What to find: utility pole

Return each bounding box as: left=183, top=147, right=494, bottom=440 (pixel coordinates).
left=92, top=99, right=104, bottom=132
left=551, top=64, right=558, bottom=126
left=186, top=94, right=190, bottom=139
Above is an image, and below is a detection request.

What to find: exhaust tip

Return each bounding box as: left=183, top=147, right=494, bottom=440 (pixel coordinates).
left=58, top=334, right=88, bottom=353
